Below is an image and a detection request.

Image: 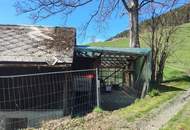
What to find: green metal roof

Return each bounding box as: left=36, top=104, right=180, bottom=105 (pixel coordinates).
left=75, top=46, right=151, bottom=56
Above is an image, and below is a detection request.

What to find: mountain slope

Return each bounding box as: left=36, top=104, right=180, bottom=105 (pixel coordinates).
left=107, top=3, right=190, bottom=41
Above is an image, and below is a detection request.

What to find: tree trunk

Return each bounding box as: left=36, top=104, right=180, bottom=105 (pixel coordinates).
left=156, top=53, right=167, bottom=84
left=151, top=56, right=157, bottom=82
left=156, top=67, right=164, bottom=85
left=150, top=14, right=157, bottom=83
left=129, top=7, right=140, bottom=48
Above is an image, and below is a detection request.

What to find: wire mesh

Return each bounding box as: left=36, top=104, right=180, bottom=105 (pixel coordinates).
left=0, top=69, right=97, bottom=129
left=99, top=68, right=137, bottom=111
left=100, top=68, right=123, bottom=88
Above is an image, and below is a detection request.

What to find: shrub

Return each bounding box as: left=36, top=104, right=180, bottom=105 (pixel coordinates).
left=93, top=107, right=103, bottom=113
left=149, top=89, right=160, bottom=97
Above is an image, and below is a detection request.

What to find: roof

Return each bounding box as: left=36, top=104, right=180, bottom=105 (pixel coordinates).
left=0, top=24, right=76, bottom=65
left=75, top=46, right=151, bottom=56
left=75, top=46, right=151, bottom=68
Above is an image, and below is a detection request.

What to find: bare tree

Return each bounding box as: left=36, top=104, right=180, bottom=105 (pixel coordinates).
left=15, top=0, right=180, bottom=47
left=144, top=4, right=181, bottom=85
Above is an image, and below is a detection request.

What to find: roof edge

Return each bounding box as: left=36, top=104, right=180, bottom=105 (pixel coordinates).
left=76, top=46, right=151, bottom=56
left=0, top=24, right=76, bottom=30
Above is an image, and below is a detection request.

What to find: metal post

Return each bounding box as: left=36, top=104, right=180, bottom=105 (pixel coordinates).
left=96, top=68, right=100, bottom=107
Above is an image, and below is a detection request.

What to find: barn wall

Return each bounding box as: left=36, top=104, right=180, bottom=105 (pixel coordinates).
left=72, top=56, right=100, bottom=70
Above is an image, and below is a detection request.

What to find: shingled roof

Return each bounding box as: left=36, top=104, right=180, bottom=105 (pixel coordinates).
left=0, top=25, right=76, bottom=65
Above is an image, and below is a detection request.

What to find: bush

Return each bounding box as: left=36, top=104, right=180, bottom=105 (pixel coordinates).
left=93, top=107, right=103, bottom=113
left=149, top=89, right=160, bottom=97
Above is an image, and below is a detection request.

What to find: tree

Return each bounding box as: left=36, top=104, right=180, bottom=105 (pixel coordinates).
left=15, top=0, right=179, bottom=47
left=144, top=3, right=181, bottom=85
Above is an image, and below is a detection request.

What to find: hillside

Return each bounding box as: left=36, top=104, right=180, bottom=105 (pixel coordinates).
left=107, top=3, right=190, bottom=41
left=89, top=22, right=190, bottom=71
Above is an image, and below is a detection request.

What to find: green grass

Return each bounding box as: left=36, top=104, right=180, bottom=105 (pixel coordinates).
left=148, top=89, right=160, bottom=97
left=116, top=67, right=190, bottom=122
left=160, top=101, right=190, bottom=130
left=167, top=23, right=190, bottom=70
left=118, top=92, right=176, bottom=122
left=93, top=106, right=103, bottom=113
left=89, top=38, right=129, bottom=48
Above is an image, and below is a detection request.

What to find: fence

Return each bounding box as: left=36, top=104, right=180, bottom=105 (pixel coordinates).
left=0, top=69, right=98, bottom=129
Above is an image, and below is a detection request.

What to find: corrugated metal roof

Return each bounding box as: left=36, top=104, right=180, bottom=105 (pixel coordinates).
left=0, top=24, right=76, bottom=65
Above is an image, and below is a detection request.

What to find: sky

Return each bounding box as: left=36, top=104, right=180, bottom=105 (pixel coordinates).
left=0, top=0, right=129, bottom=44
left=0, top=0, right=187, bottom=44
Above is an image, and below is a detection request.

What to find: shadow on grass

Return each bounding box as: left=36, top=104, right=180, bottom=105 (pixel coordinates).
left=158, top=75, right=190, bottom=93
left=163, top=75, right=190, bottom=83
left=159, top=84, right=186, bottom=93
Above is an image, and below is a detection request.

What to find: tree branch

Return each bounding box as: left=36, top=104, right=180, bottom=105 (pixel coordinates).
left=139, top=0, right=153, bottom=9
left=121, top=0, right=131, bottom=12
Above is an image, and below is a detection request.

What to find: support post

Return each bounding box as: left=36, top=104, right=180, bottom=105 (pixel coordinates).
left=96, top=68, right=100, bottom=107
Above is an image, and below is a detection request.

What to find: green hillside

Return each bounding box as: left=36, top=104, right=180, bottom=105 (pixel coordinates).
left=89, top=38, right=129, bottom=48
left=167, top=23, right=190, bottom=70
left=107, top=3, right=190, bottom=41
left=89, top=22, right=190, bottom=71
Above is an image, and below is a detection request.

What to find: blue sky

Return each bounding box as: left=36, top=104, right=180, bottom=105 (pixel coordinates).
left=0, top=0, right=187, bottom=44
left=0, top=0, right=129, bottom=44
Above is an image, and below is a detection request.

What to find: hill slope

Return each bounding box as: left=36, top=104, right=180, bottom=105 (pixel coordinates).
left=89, top=22, right=190, bottom=70
left=107, top=3, right=190, bottom=41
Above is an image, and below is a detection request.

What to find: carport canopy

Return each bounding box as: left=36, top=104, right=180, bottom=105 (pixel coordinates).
left=75, top=46, right=151, bottom=68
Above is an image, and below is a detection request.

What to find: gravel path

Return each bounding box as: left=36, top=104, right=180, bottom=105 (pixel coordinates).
left=129, top=88, right=190, bottom=130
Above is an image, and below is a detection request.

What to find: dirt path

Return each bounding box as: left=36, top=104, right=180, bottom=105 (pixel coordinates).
left=128, top=88, right=190, bottom=130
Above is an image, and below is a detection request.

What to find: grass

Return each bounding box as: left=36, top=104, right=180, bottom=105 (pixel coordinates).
left=89, top=38, right=129, bottom=48
left=118, top=92, right=176, bottom=122
left=160, top=101, right=190, bottom=130
left=167, top=23, right=190, bottom=70
left=116, top=67, right=190, bottom=122
left=148, top=89, right=160, bottom=97
left=93, top=107, right=103, bottom=113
